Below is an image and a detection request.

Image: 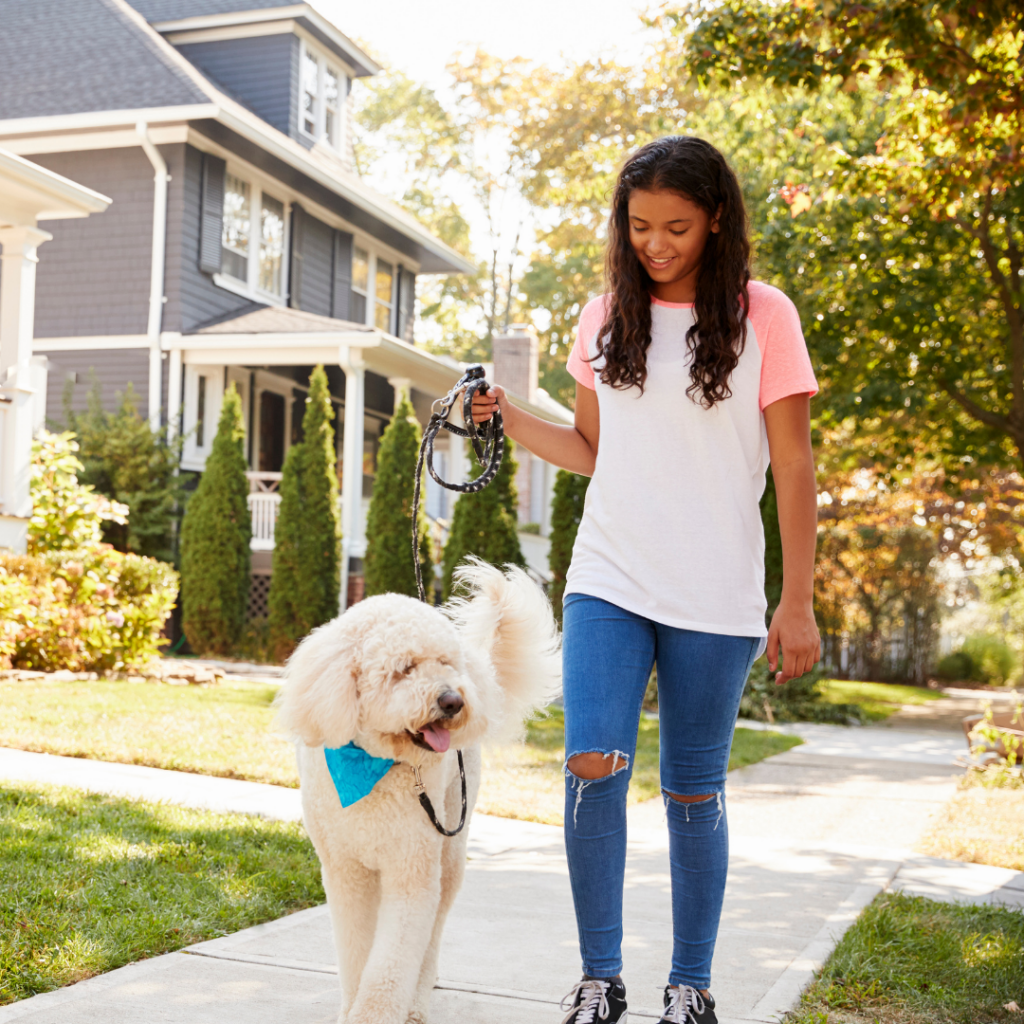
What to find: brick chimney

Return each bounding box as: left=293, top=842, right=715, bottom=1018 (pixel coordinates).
left=491, top=325, right=539, bottom=525
left=492, top=324, right=538, bottom=401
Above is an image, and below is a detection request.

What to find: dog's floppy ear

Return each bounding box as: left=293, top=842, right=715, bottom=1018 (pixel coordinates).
left=275, top=618, right=360, bottom=748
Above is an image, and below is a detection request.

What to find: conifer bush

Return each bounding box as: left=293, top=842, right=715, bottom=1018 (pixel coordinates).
left=548, top=468, right=590, bottom=625
left=269, top=366, right=341, bottom=657
left=760, top=466, right=783, bottom=625
left=179, top=385, right=251, bottom=655
left=441, top=439, right=525, bottom=600
left=363, top=391, right=432, bottom=599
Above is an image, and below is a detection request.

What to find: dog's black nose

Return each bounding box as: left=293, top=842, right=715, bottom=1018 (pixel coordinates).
left=437, top=691, right=464, bottom=716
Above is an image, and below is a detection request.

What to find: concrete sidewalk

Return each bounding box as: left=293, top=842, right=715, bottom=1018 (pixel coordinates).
left=1, top=724, right=1021, bottom=1024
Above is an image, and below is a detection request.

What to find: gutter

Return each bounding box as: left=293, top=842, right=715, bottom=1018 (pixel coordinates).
left=136, top=122, right=169, bottom=432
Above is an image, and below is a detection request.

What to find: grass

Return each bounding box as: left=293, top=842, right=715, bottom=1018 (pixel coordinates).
left=789, top=891, right=1024, bottom=1024
left=476, top=708, right=803, bottom=825
left=818, top=680, right=944, bottom=722
left=0, top=676, right=298, bottom=787
left=0, top=678, right=802, bottom=826
left=917, top=776, right=1024, bottom=872
left=0, top=783, right=324, bottom=1006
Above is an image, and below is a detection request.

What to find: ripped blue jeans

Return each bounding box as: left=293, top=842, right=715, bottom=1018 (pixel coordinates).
left=562, top=593, right=760, bottom=990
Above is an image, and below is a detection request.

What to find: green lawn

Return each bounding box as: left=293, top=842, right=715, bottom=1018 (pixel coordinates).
left=818, top=679, right=944, bottom=722
left=0, top=678, right=802, bottom=826
left=790, top=891, right=1024, bottom=1024
left=0, top=784, right=324, bottom=1006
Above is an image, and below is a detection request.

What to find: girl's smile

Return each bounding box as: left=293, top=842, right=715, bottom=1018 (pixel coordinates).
left=627, top=189, right=720, bottom=304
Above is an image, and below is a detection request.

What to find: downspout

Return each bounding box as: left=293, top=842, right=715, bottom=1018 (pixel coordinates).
left=136, top=122, right=169, bottom=432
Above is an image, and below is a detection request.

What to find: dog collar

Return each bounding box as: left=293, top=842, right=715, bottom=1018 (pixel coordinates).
left=324, top=742, right=395, bottom=807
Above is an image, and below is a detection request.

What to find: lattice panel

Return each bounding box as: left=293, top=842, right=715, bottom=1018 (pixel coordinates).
left=247, top=572, right=272, bottom=621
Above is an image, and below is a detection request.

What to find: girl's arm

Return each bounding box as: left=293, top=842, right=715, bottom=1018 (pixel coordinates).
left=763, top=393, right=821, bottom=684
left=471, top=383, right=600, bottom=476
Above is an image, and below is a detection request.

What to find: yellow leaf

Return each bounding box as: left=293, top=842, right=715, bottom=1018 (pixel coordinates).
left=790, top=192, right=813, bottom=217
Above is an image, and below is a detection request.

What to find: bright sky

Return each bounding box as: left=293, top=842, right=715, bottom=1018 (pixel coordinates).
left=317, top=0, right=656, bottom=89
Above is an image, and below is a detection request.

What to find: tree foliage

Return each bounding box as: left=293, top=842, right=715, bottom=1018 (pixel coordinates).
left=179, top=385, right=251, bottom=655
left=269, top=366, right=341, bottom=657
left=363, top=392, right=433, bottom=599
left=548, top=469, right=590, bottom=624
left=67, top=381, right=188, bottom=564
left=441, top=440, right=525, bottom=599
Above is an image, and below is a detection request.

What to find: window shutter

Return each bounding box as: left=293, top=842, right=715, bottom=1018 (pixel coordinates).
left=397, top=267, right=416, bottom=342
left=198, top=153, right=226, bottom=275
left=290, top=205, right=306, bottom=309
left=332, top=230, right=353, bottom=320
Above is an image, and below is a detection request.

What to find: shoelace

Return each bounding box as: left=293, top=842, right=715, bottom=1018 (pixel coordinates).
left=663, top=985, right=705, bottom=1023
left=560, top=979, right=613, bottom=1024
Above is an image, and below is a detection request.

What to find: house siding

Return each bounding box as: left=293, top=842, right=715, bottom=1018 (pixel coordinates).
left=165, top=143, right=254, bottom=332
left=30, top=149, right=154, bottom=338
left=295, top=208, right=335, bottom=318
left=40, top=348, right=151, bottom=427
left=175, top=35, right=298, bottom=140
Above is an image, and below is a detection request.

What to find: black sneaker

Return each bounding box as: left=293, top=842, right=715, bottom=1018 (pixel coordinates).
left=559, top=976, right=627, bottom=1023
left=660, top=985, right=716, bottom=1024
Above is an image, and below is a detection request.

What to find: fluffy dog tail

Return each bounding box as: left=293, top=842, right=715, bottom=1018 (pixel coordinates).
left=446, top=558, right=561, bottom=740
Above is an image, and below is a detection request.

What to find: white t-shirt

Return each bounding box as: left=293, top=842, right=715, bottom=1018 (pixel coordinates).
left=564, top=281, right=818, bottom=637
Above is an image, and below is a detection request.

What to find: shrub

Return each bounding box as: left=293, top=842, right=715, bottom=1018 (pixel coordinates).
left=269, top=366, right=341, bottom=657
left=441, top=439, right=525, bottom=600
left=548, top=469, right=590, bottom=625
left=67, top=379, right=189, bottom=564
left=0, top=547, right=178, bottom=672
left=760, top=466, right=783, bottom=624
left=740, top=659, right=864, bottom=724
left=28, top=431, right=128, bottom=555
left=363, top=391, right=432, bottom=599
left=937, top=635, right=1017, bottom=685
left=179, top=385, right=251, bottom=655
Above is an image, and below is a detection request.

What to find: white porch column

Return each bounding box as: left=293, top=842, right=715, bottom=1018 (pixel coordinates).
left=387, top=376, right=411, bottom=411
left=339, top=346, right=366, bottom=611
left=0, top=225, right=51, bottom=553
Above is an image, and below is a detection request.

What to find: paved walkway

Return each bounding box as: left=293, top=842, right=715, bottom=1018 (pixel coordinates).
left=2, top=711, right=1022, bottom=1023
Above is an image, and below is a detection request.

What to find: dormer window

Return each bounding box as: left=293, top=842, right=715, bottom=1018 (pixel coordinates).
left=300, top=42, right=347, bottom=153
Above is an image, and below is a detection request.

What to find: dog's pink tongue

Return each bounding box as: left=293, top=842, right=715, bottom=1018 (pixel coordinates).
left=419, top=723, right=450, bottom=753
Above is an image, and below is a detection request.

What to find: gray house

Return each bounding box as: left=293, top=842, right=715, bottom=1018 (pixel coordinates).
left=0, top=0, right=571, bottom=608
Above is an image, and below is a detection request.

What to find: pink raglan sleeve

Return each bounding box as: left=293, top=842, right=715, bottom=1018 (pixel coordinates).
left=566, top=295, right=609, bottom=390
left=748, top=281, right=819, bottom=411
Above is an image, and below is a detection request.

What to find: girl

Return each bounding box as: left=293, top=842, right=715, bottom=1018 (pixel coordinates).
left=472, top=136, right=820, bottom=1024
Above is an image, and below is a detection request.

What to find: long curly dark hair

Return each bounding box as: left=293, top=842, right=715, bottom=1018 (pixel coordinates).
left=597, top=136, right=751, bottom=406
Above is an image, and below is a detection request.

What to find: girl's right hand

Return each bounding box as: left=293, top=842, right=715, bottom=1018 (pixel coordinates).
left=470, top=384, right=509, bottom=425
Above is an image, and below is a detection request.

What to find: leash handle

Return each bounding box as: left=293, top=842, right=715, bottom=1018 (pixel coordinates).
left=411, top=364, right=505, bottom=603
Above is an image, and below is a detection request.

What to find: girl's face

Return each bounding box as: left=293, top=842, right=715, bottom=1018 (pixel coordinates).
left=627, top=189, right=720, bottom=300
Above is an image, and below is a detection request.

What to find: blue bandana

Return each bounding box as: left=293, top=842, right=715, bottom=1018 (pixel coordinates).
left=324, top=742, right=395, bottom=807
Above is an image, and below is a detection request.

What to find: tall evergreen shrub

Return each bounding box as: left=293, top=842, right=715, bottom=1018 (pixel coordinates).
left=363, top=391, right=432, bottom=599
left=548, top=469, right=590, bottom=625
left=760, top=466, right=784, bottom=625
left=441, top=439, right=524, bottom=599
left=179, top=385, right=251, bottom=654
left=269, top=366, right=341, bottom=656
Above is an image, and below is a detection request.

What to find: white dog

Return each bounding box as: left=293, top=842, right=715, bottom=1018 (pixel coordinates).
left=276, top=560, right=561, bottom=1024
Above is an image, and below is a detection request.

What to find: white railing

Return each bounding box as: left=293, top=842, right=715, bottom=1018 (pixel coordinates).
left=248, top=492, right=281, bottom=551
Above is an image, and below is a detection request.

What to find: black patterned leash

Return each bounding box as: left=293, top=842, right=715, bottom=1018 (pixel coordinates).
left=407, top=363, right=504, bottom=837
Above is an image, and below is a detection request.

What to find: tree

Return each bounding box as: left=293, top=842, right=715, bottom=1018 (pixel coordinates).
left=363, top=391, right=433, bottom=599
left=68, top=379, right=188, bottom=564
left=547, top=469, right=590, bottom=624
left=441, top=439, right=525, bottom=599
left=269, top=366, right=341, bottom=657
left=179, top=385, right=251, bottom=655
left=683, top=0, right=1024, bottom=474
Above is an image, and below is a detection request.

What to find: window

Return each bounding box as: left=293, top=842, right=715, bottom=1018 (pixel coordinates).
left=375, top=258, right=393, bottom=331
left=218, top=170, right=288, bottom=301
left=299, top=43, right=347, bottom=154
left=221, top=174, right=250, bottom=281
left=351, top=246, right=368, bottom=323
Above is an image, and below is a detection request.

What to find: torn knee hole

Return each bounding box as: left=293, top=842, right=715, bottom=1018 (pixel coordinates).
left=663, top=791, right=715, bottom=804
left=566, top=750, right=630, bottom=780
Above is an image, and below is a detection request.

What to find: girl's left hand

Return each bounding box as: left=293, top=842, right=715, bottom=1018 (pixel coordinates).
left=766, top=598, right=821, bottom=685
